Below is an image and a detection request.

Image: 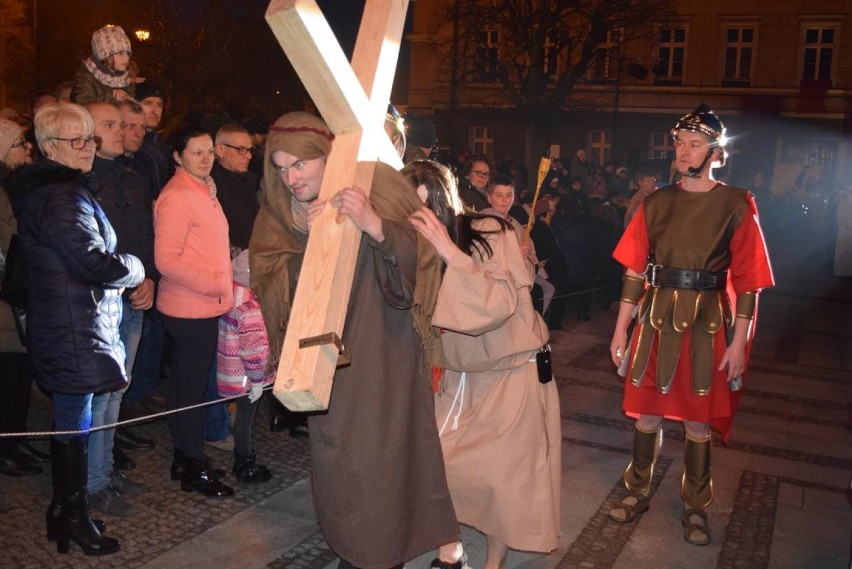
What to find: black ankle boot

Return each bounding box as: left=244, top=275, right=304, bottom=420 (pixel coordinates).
left=50, top=437, right=120, bottom=555
left=180, top=456, right=235, bottom=497
left=233, top=450, right=272, bottom=483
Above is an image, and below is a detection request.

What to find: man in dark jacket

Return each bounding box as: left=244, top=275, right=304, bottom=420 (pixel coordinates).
left=212, top=124, right=259, bottom=251
left=121, top=83, right=170, bottom=419
left=86, top=101, right=155, bottom=516
left=202, top=124, right=262, bottom=449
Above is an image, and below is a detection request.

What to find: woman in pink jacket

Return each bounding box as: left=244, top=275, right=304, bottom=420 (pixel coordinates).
left=154, top=126, right=234, bottom=498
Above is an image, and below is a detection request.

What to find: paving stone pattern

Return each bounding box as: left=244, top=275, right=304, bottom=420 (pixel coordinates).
left=0, top=405, right=311, bottom=569
left=717, top=471, right=778, bottom=569
left=1, top=281, right=850, bottom=569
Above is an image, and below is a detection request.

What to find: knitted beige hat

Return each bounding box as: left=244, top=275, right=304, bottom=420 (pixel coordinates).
left=91, top=25, right=132, bottom=61
left=0, top=118, right=24, bottom=161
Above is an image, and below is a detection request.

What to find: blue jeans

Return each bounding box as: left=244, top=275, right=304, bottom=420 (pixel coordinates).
left=53, top=393, right=94, bottom=441
left=202, top=356, right=230, bottom=442
left=87, top=299, right=144, bottom=493
left=125, top=307, right=166, bottom=405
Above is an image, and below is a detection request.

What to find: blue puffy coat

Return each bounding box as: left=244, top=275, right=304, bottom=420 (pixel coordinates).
left=5, top=161, right=145, bottom=394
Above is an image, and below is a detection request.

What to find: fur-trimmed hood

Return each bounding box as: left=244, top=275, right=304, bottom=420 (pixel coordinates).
left=4, top=160, right=89, bottom=216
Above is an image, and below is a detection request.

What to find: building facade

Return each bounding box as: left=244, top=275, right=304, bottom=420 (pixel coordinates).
left=405, top=0, right=852, bottom=192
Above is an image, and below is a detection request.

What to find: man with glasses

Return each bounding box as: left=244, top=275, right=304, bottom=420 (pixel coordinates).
left=458, top=155, right=491, bottom=211
left=212, top=124, right=259, bottom=254
left=203, top=124, right=263, bottom=451
left=86, top=101, right=155, bottom=517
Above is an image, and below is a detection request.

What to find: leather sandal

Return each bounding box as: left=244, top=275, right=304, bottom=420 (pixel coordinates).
left=682, top=508, right=712, bottom=545
left=608, top=491, right=650, bottom=523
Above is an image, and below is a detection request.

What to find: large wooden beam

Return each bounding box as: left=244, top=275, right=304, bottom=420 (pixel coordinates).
left=265, top=0, right=409, bottom=410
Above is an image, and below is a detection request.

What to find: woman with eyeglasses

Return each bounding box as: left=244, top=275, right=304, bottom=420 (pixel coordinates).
left=457, top=155, right=492, bottom=212
left=153, top=126, right=234, bottom=498
left=5, top=101, right=144, bottom=555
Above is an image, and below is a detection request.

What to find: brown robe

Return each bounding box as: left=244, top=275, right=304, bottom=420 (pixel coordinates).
left=250, top=163, right=458, bottom=569
left=433, top=219, right=561, bottom=552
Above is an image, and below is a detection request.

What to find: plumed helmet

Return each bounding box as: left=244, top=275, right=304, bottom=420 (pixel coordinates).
left=671, top=103, right=726, bottom=146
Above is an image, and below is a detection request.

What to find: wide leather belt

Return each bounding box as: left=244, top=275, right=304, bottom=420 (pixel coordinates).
left=644, top=264, right=727, bottom=290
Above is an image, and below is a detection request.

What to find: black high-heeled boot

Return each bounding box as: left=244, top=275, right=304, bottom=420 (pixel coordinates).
left=51, top=437, right=120, bottom=556
left=180, top=455, right=235, bottom=497
left=45, top=448, right=105, bottom=542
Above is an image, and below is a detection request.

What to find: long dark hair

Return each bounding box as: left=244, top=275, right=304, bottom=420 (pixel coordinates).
left=402, top=160, right=508, bottom=259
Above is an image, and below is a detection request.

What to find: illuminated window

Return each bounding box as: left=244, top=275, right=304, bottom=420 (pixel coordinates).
left=590, top=29, right=622, bottom=81
left=470, top=126, right=493, bottom=156
left=649, top=132, right=672, bottom=160
left=801, top=25, right=837, bottom=81
left=655, top=26, right=687, bottom=85
left=473, top=30, right=500, bottom=82
left=589, top=131, right=611, bottom=165
left=723, top=27, right=755, bottom=85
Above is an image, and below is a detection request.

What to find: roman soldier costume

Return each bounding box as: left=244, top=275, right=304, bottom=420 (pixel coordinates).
left=609, top=104, right=774, bottom=544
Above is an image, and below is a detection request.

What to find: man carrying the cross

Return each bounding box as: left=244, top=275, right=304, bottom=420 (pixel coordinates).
left=249, top=112, right=464, bottom=569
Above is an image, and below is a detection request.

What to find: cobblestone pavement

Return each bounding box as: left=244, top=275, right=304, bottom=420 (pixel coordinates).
left=1, top=260, right=850, bottom=569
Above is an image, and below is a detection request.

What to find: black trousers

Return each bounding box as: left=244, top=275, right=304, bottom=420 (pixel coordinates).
left=233, top=396, right=259, bottom=456
left=160, top=314, right=219, bottom=461
left=0, top=352, right=31, bottom=453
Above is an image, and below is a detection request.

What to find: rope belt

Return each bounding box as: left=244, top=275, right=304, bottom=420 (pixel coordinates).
left=645, top=264, right=727, bottom=291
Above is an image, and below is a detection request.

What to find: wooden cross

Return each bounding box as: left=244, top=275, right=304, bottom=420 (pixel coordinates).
left=265, top=0, right=410, bottom=410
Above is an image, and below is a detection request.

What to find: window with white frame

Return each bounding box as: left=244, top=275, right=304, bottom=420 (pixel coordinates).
left=655, top=26, right=687, bottom=84
left=723, top=26, right=755, bottom=85
left=649, top=132, right=672, bottom=161
left=589, top=131, right=611, bottom=165
left=470, top=126, right=493, bottom=156
left=590, top=29, right=622, bottom=81
left=801, top=24, right=838, bottom=82
left=473, top=29, right=500, bottom=82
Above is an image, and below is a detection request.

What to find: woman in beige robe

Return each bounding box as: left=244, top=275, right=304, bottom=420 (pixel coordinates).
left=407, top=161, right=561, bottom=569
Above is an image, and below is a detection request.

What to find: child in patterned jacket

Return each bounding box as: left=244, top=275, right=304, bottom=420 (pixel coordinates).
left=217, top=250, right=273, bottom=483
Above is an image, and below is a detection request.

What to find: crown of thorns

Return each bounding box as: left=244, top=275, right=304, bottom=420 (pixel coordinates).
left=269, top=125, right=335, bottom=141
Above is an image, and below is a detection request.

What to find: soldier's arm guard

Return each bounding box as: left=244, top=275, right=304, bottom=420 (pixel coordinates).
left=735, top=290, right=757, bottom=320
left=621, top=274, right=646, bottom=305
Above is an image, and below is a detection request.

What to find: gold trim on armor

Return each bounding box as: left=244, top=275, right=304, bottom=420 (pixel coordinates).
left=690, top=314, right=713, bottom=395
left=629, top=318, right=655, bottom=387
left=623, top=426, right=662, bottom=494
left=656, top=323, right=682, bottom=394
left=736, top=291, right=756, bottom=320
left=681, top=433, right=713, bottom=510
left=621, top=275, right=646, bottom=305
left=685, top=432, right=712, bottom=444
left=672, top=289, right=701, bottom=333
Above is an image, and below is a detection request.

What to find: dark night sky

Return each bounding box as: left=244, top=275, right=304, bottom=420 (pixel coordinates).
left=35, top=0, right=412, bottom=106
